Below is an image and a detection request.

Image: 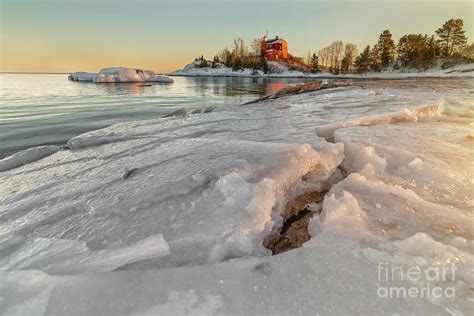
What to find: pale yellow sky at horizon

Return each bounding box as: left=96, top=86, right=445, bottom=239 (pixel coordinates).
left=1, top=0, right=472, bottom=73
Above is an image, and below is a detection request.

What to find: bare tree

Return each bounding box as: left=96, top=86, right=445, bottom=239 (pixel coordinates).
left=251, top=38, right=262, bottom=56
left=343, top=43, right=358, bottom=72
left=330, top=41, right=344, bottom=71
left=239, top=38, right=245, bottom=58
left=233, top=37, right=243, bottom=58
left=318, top=47, right=331, bottom=69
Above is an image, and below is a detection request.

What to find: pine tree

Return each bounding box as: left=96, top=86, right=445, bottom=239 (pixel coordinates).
left=461, top=43, right=474, bottom=60
left=376, top=30, right=396, bottom=68
left=212, top=55, right=220, bottom=68
left=423, top=35, right=438, bottom=67
left=370, top=45, right=381, bottom=71
left=310, top=53, right=319, bottom=73
left=195, top=56, right=208, bottom=68
left=232, top=58, right=243, bottom=71
left=260, top=57, right=269, bottom=74
left=436, top=19, right=467, bottom=58
left=341, top=43, right=357, bottom=73
left=355, top=45, right=371, bottom=73
left=341, top=56, right=350, bottom=73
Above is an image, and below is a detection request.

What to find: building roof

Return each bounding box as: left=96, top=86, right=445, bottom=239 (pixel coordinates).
left=265, top=38, right=285, bottom=44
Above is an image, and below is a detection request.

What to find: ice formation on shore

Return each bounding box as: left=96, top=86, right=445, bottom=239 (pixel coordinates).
left=1, top=78, right=473, bottom=315
left=0, top=145, right=59, bottom=172
left=68, top=67, right=173, bottom=83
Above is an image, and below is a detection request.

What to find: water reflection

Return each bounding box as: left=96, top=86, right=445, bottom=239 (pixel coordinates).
left=0, top=74, right=312, bottom=156
left=95, top=83, right=157, bottom=95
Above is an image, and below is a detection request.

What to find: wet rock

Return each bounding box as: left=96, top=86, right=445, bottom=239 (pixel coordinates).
left=263, top=190, right=326, bottom=255
left=243, top=81, right=323, bottom=105
left=122, top=167, right=138, bottom=180
left=202, top=106, right=216, bottom=113
left=191, top=106, right=216, bottom=114
left=162, top=108, right=187, bottom=118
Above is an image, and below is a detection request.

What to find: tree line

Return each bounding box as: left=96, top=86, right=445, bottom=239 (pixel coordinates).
left=313, top=18, right=471, bottom=74
left=195, top=18, right=471, bottom=74
left=195, top=37, right=269, bottom=73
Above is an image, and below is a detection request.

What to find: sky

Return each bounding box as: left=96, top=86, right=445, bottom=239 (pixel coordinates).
left=1, top=0, right=472, bottom=73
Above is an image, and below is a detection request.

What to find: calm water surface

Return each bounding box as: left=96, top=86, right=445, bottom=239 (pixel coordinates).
left=0, top=74, right=311, bottom=157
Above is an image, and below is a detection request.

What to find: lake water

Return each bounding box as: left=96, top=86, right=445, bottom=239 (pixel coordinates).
left=0, top=74, right=312, bottom=157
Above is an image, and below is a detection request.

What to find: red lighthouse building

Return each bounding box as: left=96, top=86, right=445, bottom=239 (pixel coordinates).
left=261, top=36, right=288, bottom=61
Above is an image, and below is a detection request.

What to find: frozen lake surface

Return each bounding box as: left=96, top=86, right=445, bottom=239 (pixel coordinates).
left=0, top=77, right=473, bottom=315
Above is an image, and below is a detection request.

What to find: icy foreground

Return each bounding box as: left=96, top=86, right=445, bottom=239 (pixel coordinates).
left=68, top=67, right=173, bottom=83
left=1, top=79, right=474, bottom=315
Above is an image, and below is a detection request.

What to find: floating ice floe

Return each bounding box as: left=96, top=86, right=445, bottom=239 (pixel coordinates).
left=68, top=67, right=173, bottom=83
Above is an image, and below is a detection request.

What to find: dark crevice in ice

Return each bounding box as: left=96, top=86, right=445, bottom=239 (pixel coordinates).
left=264, top=143, right=349, bottom=255
left=264, top=190, right=327, bottom=255
left=280, top=207, right=312, bottom=235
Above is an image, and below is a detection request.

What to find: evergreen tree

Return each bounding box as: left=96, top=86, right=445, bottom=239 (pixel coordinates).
left=232, top=58, right=243, bottom=71
left=195, top=56, right=209, bottom=68
left=397, top=34, right=438, bottom=69
left=341, top=56, right=350, bottom=73
left=310, top=53, right=319, bottom=73
left=461, top=43, right=474, bottom=60
left=425, top=35, right=439, bottom=66
left=397, top=34, right=426, bottom=68
left=212, top=55, right=220, bottom=68
left=370, top=45, right=381, bottom=71
left=436, top=19, right=468, bottom=58
left=376, top=30, right=396, bottom=68
left=341, top=43, right=357, bottom=73
left=355, top=45, right=371, bottom=73
left=260, top=57, right=269, bottom=74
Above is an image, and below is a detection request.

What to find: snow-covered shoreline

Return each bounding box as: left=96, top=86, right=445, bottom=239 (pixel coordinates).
left=170, top=61, right=474, bottom=79
left=1, top=78, right=473, bottom=315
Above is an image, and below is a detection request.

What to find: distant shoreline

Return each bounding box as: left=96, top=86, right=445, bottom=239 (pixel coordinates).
left=168, top=73, right=474, bottom=80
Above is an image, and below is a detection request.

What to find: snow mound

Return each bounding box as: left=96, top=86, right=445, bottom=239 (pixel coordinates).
left=0, top=145, right=59, bottom=172
left=69, top=67, right=173, bottom=83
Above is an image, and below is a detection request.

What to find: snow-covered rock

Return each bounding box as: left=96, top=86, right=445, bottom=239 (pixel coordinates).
left=69, top=67, right=173, bottom=83
left=67, top=72, right=97, bottom=82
